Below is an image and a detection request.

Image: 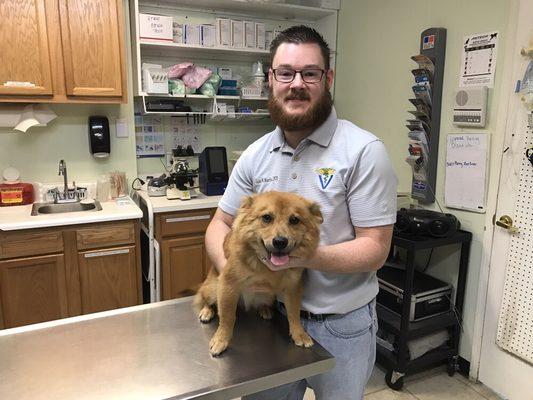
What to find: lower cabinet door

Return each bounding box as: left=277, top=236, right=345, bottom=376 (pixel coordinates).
left=0, top=254, right=68, bottom=328
left=161, top=235, right=208, bottom=300
left=78, top=245, right=138, bottom=314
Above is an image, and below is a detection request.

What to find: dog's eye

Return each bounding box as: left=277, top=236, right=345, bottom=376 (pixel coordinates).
left=262, top=214, right=273, bottom=223
left=289, top=216, right=300, bottom=225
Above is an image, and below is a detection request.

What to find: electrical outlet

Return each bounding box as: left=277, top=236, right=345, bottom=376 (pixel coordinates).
left=165, top=153, right=173, bottom=168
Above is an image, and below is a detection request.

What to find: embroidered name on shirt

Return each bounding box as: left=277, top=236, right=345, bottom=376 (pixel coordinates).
left=255, top=176, right=279, bottom=184
left=316, top=167, right=335, bottom=189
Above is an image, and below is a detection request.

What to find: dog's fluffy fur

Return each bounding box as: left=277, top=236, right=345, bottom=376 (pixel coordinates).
left=194, top=191, right=323, bottom=356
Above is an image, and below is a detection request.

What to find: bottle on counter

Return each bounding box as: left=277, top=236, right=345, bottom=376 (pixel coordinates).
left=96, top=174, right=111, bottom=202
left=0, top=167, right=34, bottom=206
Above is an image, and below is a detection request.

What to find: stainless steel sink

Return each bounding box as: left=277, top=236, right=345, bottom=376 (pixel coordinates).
left=31, top=201, right=102, bottom=216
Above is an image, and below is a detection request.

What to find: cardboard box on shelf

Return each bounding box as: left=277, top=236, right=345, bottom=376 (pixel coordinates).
left=216, top=18, right=231, bottom=47
left=172, top=22, right=183, bottom=43
left=244, top=21, right=256, bottom=49
left=255, top=22, right=266, bottom=50
left=184, top=24, right=200, bottom=45
left=201, top=24, right=216, bottom=47
left=231, top=20, right=244, bottom=48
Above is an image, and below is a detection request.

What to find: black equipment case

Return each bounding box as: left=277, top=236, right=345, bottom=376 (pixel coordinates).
left=377, top=265, right=453, bottom=322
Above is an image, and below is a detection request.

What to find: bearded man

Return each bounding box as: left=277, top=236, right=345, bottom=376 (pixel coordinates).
left=205, top=25, right=398, bottom=400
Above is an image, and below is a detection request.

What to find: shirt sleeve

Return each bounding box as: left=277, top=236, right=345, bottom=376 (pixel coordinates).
left=218, top=148, right=254, bottom=216
left=346, top=140, right=398, bottom=227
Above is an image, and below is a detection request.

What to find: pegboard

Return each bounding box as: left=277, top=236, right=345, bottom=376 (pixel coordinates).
left=496, top=111, right=533, bottom=365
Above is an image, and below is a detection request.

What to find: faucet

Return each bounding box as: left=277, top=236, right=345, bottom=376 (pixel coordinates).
left=58, top=160, right=68, bottom=196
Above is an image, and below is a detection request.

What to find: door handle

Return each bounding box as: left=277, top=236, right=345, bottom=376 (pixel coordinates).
left=84, top=248, right=130, bottom=258
left=495, top=215, right=519, bottom=234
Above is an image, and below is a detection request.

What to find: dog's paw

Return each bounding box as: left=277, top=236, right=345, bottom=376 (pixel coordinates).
left=198, top=306, right=215, bottom=323
left=257, top=305, right=273, bottom=320
left=209, top=333, right=230, bottom=356
left=291, top=330, right=314, bottom=348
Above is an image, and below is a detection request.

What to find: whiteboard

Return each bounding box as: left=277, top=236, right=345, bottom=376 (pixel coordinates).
left=445, top=133, right=489, bottom=213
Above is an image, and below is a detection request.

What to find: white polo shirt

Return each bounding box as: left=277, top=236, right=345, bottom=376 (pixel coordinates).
left=219, top=108, right=398, bottom=314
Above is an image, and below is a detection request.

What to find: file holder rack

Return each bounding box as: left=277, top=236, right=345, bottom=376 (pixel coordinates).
left=408, top=28, right=447, bottom=203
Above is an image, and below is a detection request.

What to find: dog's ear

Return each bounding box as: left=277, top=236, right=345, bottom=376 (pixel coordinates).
left=308, top=201, right=323, bottom=224
left=240, top=194, right=255, bottom=210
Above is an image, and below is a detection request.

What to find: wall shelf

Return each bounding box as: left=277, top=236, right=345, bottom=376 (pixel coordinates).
left=138, top=95, right=270, bottom=122
left=139, top=94, right=268, bottom=101
left=138, top=0, right=338, bottom=21
left=131, top=0, right=338, bottom=98
left=140, top=42, right=270, bottom=62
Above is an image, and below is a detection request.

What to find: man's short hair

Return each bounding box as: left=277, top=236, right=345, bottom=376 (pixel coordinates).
left=270, top=25, right=331, bottom=70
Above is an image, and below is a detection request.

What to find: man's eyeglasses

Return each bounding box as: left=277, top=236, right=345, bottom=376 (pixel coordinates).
left=272, top=68, right=325, bottom=83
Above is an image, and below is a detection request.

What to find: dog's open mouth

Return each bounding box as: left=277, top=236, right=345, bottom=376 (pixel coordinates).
left=270, top=252, right=290, bottom=266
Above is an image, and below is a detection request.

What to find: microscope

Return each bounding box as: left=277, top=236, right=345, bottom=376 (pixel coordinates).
left=165, top=157, right=198, bottom=200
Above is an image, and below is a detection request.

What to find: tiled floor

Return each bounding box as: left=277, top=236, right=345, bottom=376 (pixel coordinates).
left=301, top=365, right=502, bottom=400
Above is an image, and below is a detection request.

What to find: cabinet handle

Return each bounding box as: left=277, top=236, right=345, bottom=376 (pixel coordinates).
left=84, top=248, right=130, bottom=258
left=165, top=215, right=211, bottom=223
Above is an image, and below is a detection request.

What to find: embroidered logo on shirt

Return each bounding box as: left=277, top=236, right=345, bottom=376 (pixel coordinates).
left=255, top=176, right=279, bottom=184
left=316, top=167, right=335, bottom=189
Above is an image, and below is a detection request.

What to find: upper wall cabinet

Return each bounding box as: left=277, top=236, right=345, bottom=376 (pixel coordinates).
left=0, top=0, right=54, bottom=96
left=0, top=0, right=127, bottom=103
left=58, top=0, right=125, bottom=98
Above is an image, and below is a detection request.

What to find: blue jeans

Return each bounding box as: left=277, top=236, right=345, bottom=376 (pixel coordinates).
left=243, top=299, right=377, bottom=400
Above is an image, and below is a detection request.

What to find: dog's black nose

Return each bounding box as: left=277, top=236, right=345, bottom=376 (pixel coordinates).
left=272, top=236, right=289, bottom=250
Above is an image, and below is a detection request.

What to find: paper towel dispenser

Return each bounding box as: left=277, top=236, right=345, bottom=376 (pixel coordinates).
left=88, top=116, right=110, bottom=158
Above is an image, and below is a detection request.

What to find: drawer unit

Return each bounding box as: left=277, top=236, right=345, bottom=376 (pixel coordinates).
left=76, top=223, right=135, bottom=250
left=0, top=230, right=63, bottom=260
left=157, top=209, right=214, bottom=238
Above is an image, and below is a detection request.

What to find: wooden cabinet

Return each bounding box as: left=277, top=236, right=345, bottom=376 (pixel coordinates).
left=0, top=0, right=126, bottom=103
left=78, top=245, right=138, bottom=314
left=0, top=220, right=141, bottom=329
left=0, top=0, right=54, bottom=96
left=161, top=235, right=209, bottom=299
left=0, top=254, right=68, bottom=328
left=155, top=209, right=214, bottom=300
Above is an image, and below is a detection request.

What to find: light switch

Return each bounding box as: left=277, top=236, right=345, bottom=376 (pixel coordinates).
left=115, top=118, right=129, bottom=138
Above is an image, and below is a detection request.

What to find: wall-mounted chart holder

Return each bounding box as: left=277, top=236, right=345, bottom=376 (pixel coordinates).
left=407, top=28, right=446, bottom=203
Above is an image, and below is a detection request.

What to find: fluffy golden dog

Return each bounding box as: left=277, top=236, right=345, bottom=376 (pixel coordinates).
left=194, top=191, right=323, bottom=356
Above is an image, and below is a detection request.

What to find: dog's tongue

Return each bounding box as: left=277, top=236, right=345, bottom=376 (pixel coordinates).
left=270, top=253, right=290, bottom=266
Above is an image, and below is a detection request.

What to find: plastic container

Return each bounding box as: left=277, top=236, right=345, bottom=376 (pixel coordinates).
left=96, top=174, right=111, bottom=202
left=0, top=167, right=34, bottom=206
left=241, top=86, right=262, bottom=97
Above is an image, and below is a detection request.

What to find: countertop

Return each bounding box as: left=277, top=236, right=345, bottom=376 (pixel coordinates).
left=134, top=189, right=221, bottom=213
left=0, top=297, right=335, bottom=400
left=0, top=197, right=142, bottom=231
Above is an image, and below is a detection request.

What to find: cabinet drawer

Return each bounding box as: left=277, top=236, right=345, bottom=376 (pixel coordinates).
left=76, top=222, right=135, bottom=250
left=0, top=230, right=63, bottom=260
left=159, top=209, right=214, bottom=237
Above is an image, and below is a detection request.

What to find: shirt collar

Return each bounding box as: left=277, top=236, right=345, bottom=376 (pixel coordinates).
left=269, top=107, right=338, bottom=152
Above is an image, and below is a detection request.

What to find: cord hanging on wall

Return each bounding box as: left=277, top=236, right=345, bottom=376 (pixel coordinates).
left=406, top=28, right=447, bottom=204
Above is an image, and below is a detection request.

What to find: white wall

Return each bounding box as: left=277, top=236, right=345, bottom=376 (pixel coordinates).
left=335, top=0, right=511, bottom=361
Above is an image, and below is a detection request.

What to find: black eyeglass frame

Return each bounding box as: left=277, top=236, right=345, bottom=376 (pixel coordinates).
left=271, top=68, right=326, bottom=83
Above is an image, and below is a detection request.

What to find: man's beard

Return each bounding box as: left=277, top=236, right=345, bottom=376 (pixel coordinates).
left=268, top=87, right=333, bottom=132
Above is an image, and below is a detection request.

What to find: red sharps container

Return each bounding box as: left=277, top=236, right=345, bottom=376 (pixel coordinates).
left=0, top=167, right=34, bottom=207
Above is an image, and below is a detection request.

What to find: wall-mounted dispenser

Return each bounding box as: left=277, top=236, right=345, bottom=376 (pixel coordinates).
left=88, top=116, right=110, bottom=158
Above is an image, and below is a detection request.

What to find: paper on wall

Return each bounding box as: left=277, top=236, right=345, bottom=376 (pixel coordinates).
left=459, top=31, right=499, bottom=87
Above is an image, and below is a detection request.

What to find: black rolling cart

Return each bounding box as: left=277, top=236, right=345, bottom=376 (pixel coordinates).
left=376, top=230, right=472, bottom=390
